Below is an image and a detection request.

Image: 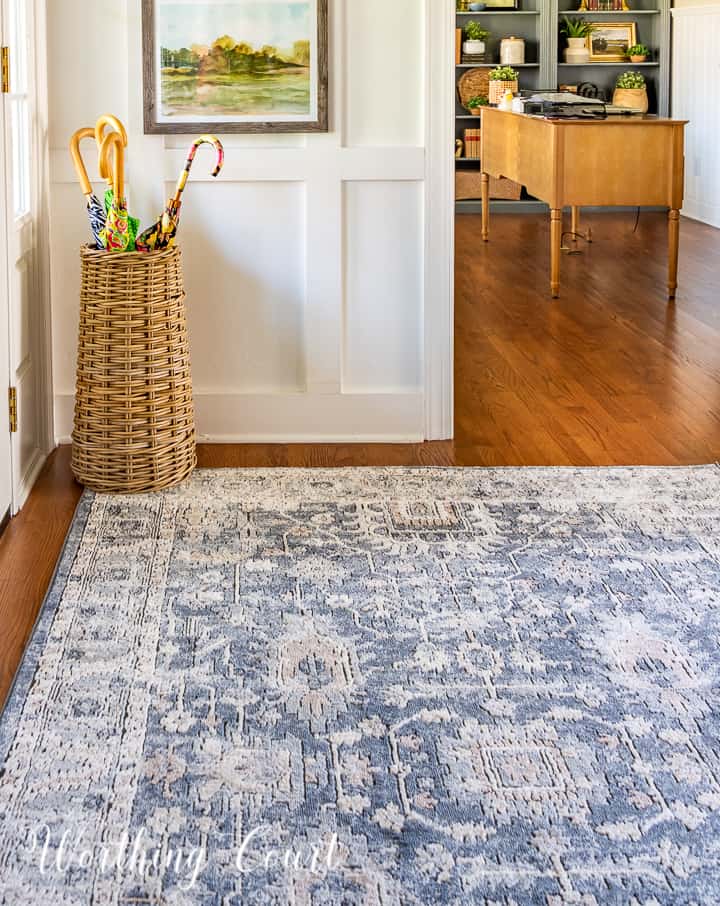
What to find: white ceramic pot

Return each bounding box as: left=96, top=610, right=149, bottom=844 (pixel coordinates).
left=500, top=37, right=525, bottom=66
left=463, top=40, right=486, bottom=55
left=564, top=38, right=590, bottom=64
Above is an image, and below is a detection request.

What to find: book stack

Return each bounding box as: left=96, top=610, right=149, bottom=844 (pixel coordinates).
left=462, top=53, right=487, bottom=65
left=582, top=0, right=626, bottom=9
left=463, top=129, right=482, bottom=160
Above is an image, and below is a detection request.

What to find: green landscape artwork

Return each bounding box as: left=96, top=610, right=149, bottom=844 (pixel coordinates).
left=150, top=0, right=323, bottom=130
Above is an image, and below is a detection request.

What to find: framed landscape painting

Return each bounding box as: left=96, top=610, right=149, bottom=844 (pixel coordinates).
left=142, top=0, right=328, bottom=134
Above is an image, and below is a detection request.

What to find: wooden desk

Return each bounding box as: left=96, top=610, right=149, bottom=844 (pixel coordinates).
left=480, top=110, right=688, bottom=298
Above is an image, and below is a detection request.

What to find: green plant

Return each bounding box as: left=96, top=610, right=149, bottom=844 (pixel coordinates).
left=466, top=95, right=489, bottom=109
left=560, top=17, right=594, bottom=39
left=616, top=70, right=646, bottom=89
left=627, top=44, right=650, bottom=57
left=489, top=65, right=519, bottom=82
left=464, top=21, right=490, bottom=42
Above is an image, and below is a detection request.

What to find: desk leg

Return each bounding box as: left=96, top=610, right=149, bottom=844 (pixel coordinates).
left=550, top=209, right=562, bottom=298
left=571, top=206, right=580, bottom=245
left=668, top=209, right=680, bottom=300
left=481, top=173, right=490, bottom=242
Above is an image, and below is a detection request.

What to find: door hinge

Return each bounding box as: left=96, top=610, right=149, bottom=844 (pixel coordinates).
left=1, top=47, right=9, bottom=94
left=8, top=387, right=17, bottom=433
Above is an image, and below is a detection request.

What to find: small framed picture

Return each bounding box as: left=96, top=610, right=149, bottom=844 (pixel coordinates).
left=142, top=0, right=329, bottom=134
left=587, top=22, right=637, bottom=63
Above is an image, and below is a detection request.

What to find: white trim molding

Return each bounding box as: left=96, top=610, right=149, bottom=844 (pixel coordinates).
left=424, top=0, right=456, bottom=441
left=54, top=391, right=425, bottom=446
left=672, top=4, right=720, bottom=228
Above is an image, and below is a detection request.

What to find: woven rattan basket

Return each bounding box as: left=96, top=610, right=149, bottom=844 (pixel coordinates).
left=72, top=245, right=197, bottom=494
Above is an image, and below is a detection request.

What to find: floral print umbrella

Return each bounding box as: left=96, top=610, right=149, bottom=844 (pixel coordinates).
left=136, top=136, right=224, bottom=253
left=98, top=132, right=136, bottom=253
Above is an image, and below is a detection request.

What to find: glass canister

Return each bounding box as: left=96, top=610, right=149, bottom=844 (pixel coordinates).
left=500, top=37, right=525, bottom=67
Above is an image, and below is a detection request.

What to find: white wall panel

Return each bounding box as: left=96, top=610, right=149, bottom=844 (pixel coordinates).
left=672, top=6, right=720, bottom=227
left=344, top=0, right=425, bottom=148
left=46, top=1, right=129, bottom=149
left=343, top=181, right=423, bottom=392
left=47, top=0, right=453, bottom=443
left=180, top=181, right=306, bottom=393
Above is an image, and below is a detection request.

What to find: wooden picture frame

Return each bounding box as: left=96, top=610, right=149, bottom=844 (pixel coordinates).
left=586, top=22, right=637, bottom=63
left=142, top=0, right=329, bottom=134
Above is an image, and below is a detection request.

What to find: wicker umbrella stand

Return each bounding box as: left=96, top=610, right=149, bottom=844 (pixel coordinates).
left=72, top=245, right=197, bottom=494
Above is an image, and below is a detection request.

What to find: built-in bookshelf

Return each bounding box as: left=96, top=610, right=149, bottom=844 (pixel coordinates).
left=455, top=0, right=671, bottom=213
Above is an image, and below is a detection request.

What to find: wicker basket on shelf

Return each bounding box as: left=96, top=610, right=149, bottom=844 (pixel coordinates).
left=72, top=245, right=197, bottom=494
left=456, top=171, right=522, bottom=202
left=458, top=67, right=492, bottom=109
left=488, top=79, right=518, bottom=106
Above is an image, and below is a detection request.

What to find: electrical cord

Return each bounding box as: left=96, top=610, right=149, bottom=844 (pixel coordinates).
left=633, top=207, right=641, bottom=233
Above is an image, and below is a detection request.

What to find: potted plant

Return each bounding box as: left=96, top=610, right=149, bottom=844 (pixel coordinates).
left=463, top=21, right=490, bottom=58
left=466, top=95, right=489, bottom=115
left=560, top=17, right=593, bottom=64
left=613, top=71, right=648, bottom=113
left=627, top=43, right=650, bottom=63
left=488, top=65, right=519, bottom=106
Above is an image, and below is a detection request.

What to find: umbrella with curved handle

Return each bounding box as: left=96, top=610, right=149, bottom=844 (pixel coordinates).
left=69, top=127, right=106, bottom=248
left=98, top=132, right=136, bottom=253
left=136, top=135, right=224, bottom=253
left=94, top=113, right=128, bottom=153
left=95, top=114, right=139, bottom=249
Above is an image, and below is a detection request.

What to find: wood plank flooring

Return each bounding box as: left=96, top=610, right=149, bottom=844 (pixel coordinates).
left=1, top=211, right=719, bottom=705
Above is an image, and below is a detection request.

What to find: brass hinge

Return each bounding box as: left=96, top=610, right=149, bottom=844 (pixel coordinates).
left=8, top=387, right=17, bottom=433
left=1, top=48, right=9, bottom=94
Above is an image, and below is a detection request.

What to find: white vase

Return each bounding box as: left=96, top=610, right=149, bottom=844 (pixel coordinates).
left=463, top=40, right=486, bottom=56
left=564, top=38, right=590, bottom=64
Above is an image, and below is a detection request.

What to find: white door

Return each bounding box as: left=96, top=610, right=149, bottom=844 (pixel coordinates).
left=2, top=0, right=43, bottom=513
left=0, top=7, right=13, bottom=522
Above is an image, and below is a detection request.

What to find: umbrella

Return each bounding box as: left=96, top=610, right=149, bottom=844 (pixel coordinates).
left=94, top=114, right=139, bottom=249
left=69, top=127, right=106, bottom=248
left=136, top=135, right=224, bottom=253
left=98, top=132, right=136, bottom=253
left=94, top=113, right=128, bottom=154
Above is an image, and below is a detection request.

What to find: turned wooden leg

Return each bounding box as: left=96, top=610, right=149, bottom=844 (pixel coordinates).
left=481, top=173, right=490, bottom=242
left=571, top=205, right=580, bottom=243
left=550, top=209, right=562, bottom=298
left=668, top=209, right=680, bottom=300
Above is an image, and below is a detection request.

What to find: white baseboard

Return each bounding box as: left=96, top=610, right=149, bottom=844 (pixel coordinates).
left=682, top=201, right=720, bottom=230
left=14, top=447, right=47, bottom=514
left=54, top=391, right=426, bottom=445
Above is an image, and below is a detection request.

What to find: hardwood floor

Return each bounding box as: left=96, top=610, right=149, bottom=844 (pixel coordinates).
left=1, top=211, right=719, bottom=705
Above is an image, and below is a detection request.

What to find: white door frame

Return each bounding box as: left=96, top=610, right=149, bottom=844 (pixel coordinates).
left=424, top=0, right=456, bottom=441
left=1, top=0, right=53, bottom=513
left=32, top=0, right=54, bottom=469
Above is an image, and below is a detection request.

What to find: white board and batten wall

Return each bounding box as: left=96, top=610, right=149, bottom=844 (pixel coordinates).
left=672, top=2, right=720, bottom=228
left=48, top=0, right=456, bottom=445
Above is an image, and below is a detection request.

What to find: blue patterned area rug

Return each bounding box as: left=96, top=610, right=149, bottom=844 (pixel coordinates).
left=1, top=467, right=720, bottom=905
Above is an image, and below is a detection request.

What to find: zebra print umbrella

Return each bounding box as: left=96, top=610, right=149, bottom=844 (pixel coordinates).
left=69, top=127, right=106, bottom=249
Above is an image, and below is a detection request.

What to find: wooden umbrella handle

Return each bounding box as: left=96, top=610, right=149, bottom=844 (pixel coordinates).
left=94, top=114, right=128, bottom=149
left=99, top=132, right=124, bottom=200
left=95, top=114, right=128, bottom=184
left=69, top=127, right=96, bottom=197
